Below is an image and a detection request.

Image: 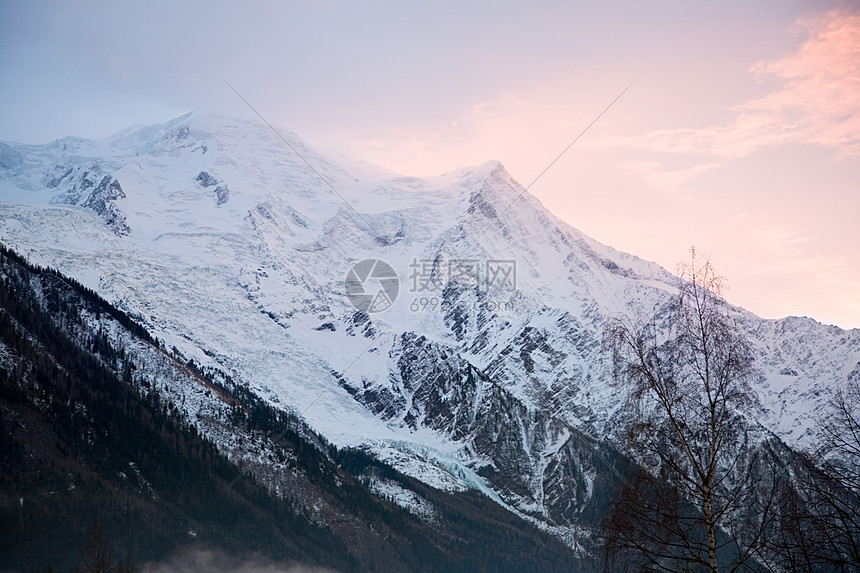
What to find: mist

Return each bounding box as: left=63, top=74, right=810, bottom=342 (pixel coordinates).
left=144, top=549, right=339, bottom=573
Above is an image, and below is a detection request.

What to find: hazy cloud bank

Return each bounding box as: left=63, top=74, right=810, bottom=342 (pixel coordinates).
left=144, top=549, right=339, bottom=573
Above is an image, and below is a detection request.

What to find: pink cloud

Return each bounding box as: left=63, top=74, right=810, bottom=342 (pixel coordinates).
left=605, top=9, right=860, bottom=180
left=741, top=9, right=860, bottom=154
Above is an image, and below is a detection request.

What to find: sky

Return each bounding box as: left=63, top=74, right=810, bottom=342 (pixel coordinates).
left=1, top=0, right=859, bottom=328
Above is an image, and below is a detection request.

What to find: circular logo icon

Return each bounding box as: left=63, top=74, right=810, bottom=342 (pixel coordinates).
left=345, top=259, right=399, bottom=313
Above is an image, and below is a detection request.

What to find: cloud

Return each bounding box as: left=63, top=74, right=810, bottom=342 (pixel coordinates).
left=144, top=548, right=338, bottom=573
left=330, top=93, right=538, bottom=176
left=741, top=9, right=860, bottom=155
left=740, top=227, right=847, bottom=278
left=604, top=9, right=860, bottom=187
left=622, top=159, right=726, bottom=192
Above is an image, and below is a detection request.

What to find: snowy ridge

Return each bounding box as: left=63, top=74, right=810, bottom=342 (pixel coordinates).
left=2, top=111, right=858, bottom=543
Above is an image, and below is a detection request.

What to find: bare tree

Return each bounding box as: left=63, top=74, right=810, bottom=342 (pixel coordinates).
left=76, top=522, right=139, bottom=573
left=767, top=377, right=860, bottom=571
left=802, top=377, right=860, bottom=569
left=818, top=376, right=860, bottom=508
left=605, top=248, right=778, bottom=573
left=77, top=522, right=115, bottom=573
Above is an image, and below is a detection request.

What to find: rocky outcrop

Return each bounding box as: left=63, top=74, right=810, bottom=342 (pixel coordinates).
left=343, top=331, right=623, bottom=533
left=196, top=170, right=229, bottom=205
left=82, top=175, right=130, bottom=236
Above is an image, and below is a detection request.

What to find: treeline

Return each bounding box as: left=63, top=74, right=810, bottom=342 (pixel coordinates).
left=0, top=243, right=155, bottom=345
left=0, top=242, right=588, bottom=573
left=0, top=244, right=356, bottom=571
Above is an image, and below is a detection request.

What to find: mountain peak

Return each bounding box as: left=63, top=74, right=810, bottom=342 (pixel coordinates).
left=1, top=113, right=856, bottom=546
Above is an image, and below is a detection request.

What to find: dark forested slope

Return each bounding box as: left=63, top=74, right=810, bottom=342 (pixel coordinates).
left=0, top=244, right=587, bottom=572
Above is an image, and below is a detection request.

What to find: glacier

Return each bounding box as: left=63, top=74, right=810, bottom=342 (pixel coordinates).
left=1, top=111, right=858, bottom=539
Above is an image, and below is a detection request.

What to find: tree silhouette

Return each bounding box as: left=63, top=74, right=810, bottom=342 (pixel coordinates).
left=605, top=248, right=778, bottom=572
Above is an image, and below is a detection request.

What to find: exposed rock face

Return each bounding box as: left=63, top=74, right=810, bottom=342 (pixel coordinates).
left=195, top=170, right=218, bottom=188
left=196, top=170, right=229, bottom=205
left=82, top=175, right=130, bottom=235
left=341, top=331, right=619, bottom=529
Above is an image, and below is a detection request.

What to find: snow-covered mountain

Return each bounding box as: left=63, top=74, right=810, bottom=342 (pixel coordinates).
left=2, top=112, right=858, bottom=541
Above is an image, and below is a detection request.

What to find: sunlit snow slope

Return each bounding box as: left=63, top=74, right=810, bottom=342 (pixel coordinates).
left=2, top=112, right=858, bottom=539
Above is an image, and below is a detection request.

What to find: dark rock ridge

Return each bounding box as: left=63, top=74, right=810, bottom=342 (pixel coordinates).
left=342, top=330, right=624, bottom=533
left=196, top=170, right=230, bottom=205
left=81, top=175, right=130, bottom=235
